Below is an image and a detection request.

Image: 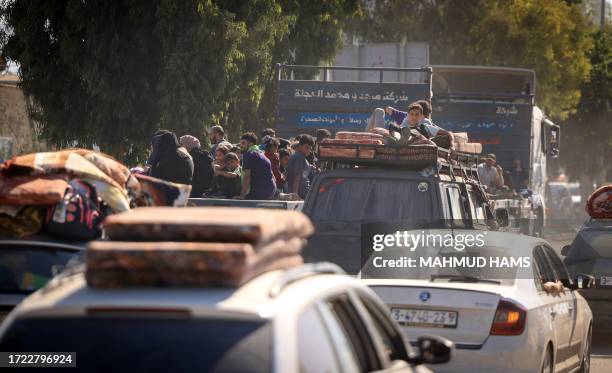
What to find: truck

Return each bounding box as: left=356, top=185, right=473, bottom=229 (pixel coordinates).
left=275, top=64, right=561, bottom=236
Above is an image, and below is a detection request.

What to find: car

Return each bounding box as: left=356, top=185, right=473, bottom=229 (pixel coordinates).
left=361, top=231, right=593, bottom=373
left=302, top=153, right=499, bottom=274
left=0, top=261, right=453, bottom=372
left=562, top=218, right=612, bottom=331
left=0, top=234, right=85, bottom=322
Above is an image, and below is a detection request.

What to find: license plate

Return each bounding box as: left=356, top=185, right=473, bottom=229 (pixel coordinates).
left=391, top=308, right=458, bottom=328
left=600, top=276, right=612, bottom=286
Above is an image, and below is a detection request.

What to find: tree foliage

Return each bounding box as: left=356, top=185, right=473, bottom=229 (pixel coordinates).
left=560, top=26, right=612, bottom=183
left=348, top=0, right=593, bottom=120
left=0, top=0, right=359, bottom=161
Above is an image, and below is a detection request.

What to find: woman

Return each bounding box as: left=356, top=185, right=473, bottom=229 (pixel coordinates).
left=150, top=132, right=194, bottom=185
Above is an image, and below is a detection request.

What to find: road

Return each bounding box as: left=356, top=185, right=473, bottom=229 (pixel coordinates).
left=548, top=230, right=612, bottom=373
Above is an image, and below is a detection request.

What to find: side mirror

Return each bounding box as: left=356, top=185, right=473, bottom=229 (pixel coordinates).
left=495, top=209, right=510, bottom=228
left=575, top=274, right=596, bottom=289
left=561, top=245, right=570, bottom=256
left=410, top=335, right=454, bottom=365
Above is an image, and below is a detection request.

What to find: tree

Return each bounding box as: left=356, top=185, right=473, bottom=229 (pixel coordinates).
left=0, top=0, right=359, bottom=161
left=347, top=0, right=593, bottom=120
left=561, top=26, right=612, bottom=187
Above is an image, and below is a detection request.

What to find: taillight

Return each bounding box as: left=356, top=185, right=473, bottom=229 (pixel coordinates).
left=490, top=299, right=526, bottom=335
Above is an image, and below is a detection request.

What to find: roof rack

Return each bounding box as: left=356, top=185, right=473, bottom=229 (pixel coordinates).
left=319, top=142, right=481, bottom=179
left=269, top=262, right=345, bottom=297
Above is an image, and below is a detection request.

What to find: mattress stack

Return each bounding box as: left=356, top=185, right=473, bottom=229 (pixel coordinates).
left=452, top=132, right=483, bottom=154
left=318, top=132, right=384, bottom=159
left=85, top=207, right=314, bottom=288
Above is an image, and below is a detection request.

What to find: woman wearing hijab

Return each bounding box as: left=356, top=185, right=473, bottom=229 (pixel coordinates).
left=150, top=131, right=194, bottom=185
left=180, top=135, right=214, bottom=197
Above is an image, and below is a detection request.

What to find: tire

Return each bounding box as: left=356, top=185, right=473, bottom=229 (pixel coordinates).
left=541, top=345, right=553, bottom=373
left=580, top=325, right=592, bottom=373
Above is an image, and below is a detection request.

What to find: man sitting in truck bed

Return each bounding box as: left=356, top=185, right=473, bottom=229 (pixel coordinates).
left=478, top=153, right=505, bottom=191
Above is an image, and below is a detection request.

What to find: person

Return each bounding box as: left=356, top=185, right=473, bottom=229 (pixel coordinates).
left=264, top=137, right=285, bottom=190
left=314, top=129, right=332, bottom=167
left=258, top=128, right=276, bottom=151
left=212, top=143, right=232, bottom=176
left=239, top=132, right=276, bottom=200
left=204, top=152, right=242, bottom=199
left=286, top=134, right=315, bottom=200
left=279, top=148, right=291, bottom=192
left=509, top=159, right=529, bottom=191
left=279, top=138, right=291, bottom=150
left=209, top=125, right=230, bottom=158
left=150, top=131, right=194, bottom=185
left=179, top=135, right=214, bottom=198
left=145, top=129, right=171, bottom=174
left=478, top=154, right=504, bottom=190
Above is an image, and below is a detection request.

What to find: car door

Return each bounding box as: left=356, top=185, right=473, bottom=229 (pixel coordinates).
left=543, top=245, right=582, bottom=371
left=533, top=246, right=571, bottom=372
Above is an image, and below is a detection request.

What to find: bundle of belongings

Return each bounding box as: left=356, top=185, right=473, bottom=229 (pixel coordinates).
left=586, top=185, right=612, bottom=219
left=318, top=129, right=482, bottom=163
left=86, top=207, right=314, bottom=288
left=0, top=149, right=191, bottom=239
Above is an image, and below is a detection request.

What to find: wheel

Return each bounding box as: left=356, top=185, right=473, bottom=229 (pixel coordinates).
left=580, top=326, right=592, bottom=373
left=541, top=345, right=553, bottom=373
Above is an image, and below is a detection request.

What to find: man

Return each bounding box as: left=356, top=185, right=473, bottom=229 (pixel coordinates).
left=239, top=132, right=276, bottom=200
left=509, top=159, right=529, bottom=191
left=259, top=128, right=276, bottom=150
left=478, top=154, right=505, bottom=190
left=180, top=135, right=214, bottom=197
left=263, top=137, right=285, bottom=189
left=287, top=134, right=315, bottom=200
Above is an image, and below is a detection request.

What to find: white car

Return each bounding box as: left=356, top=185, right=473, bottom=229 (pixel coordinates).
left=361, top=231, right=593, bottom=373
left=0, top=262, right=452, bottom=372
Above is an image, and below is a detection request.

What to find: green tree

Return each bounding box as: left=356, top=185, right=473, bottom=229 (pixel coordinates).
left=561, top=26, right=612, bottom=187
left=348, top=0, right=593, bottom=120
left=0, top=0, right=358, bottom=162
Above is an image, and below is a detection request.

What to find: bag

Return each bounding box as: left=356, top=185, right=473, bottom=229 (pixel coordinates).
left=45, top=179, right=104, bottom=239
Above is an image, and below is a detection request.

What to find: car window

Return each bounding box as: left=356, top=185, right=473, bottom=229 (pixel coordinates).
left=466, top=187, right=486, bottom=222
left=0, top=317, right=271, bottom=372
left=543, top=245, right=572, bottom=286
left=325, top=294, right=382, bottom=372
left=0, top=245, right=82, bottom=294
left=310, top=177, right=434, bottom=222
left=567, top=230, right=612, bottom=259
left=445, top=184, right=466, bottom=227
left=298, top=306, right=341, bottom=373
left=355, top=294, right=409, bottom=364
left=533, top=246, right=556, bottom=284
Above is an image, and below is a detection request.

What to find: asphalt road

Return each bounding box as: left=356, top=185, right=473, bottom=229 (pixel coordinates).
left=547, top=229, right=611, bottom=373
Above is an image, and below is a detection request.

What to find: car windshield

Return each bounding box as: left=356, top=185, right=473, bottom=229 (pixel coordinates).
left=0, top=317, right=271, bottom=372
left=0, top=245, right=82, bottom=294
left=567, top=230, right=612, bottom=259
left=310, top=177, right=434, bottom=223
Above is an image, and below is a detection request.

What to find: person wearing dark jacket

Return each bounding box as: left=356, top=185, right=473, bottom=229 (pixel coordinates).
left=180, top=135, right=214, bottom=197
left=151, top=132, right=194, bottom=185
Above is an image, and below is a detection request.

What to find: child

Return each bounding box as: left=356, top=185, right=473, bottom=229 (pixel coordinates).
left=204, top=152, right=242, bottom=199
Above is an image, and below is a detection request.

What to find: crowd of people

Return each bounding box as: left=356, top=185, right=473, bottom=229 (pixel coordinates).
left=138, top=99, right=531, bottom=200
left=140, top=126, right=333, bottom=201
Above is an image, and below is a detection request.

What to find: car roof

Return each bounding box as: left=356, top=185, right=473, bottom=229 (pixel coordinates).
left=6, top=267, right=362, bottom=321
left=581, top=219, right=612, bottom=230
left=0, top=234, right=88, bottom=251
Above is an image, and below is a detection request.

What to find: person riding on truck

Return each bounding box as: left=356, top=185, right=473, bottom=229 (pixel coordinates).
left=478, top=153, right=505, bottom=190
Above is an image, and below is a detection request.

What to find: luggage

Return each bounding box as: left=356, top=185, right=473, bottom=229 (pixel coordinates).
left=85, top=239, right=304, bottom=288
left=103, top=207, right=314, bottom=245
left=319, top=145, right=377, bottom=159
left=336, top=131, right=384, bottom=142
left=44, top=179, right=104, bottom=240
left=0, top=174, right=69, bottom=205
left=320, top=138, right=383, bottom=145
left=0, top=206, right=46, bottom=238
left=453, top=132, right=469, bottom=143
left=455, top=142, right=482, bottom=154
